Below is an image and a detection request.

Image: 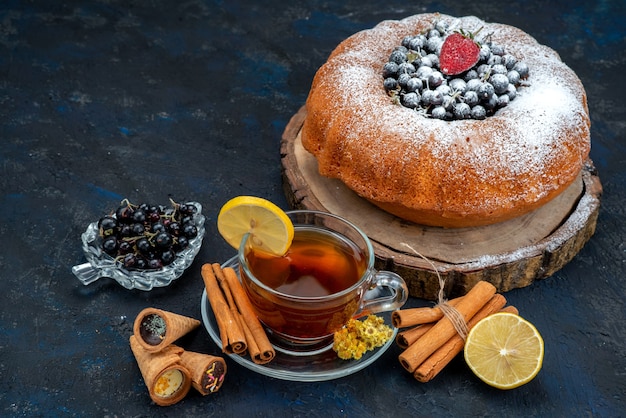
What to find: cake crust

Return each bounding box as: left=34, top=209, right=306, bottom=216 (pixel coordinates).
left=301, top=13, right=591, bottom=228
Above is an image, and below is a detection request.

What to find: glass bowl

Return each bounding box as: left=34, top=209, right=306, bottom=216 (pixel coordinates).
left=71, top=201, right=205, bottom=290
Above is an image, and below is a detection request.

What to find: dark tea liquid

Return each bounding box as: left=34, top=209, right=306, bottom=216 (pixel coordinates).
left=246, top=227, right=367, bottom=297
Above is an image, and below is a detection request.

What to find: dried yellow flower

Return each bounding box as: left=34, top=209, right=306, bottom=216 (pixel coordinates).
left=332, top=315, right=394, bottom=360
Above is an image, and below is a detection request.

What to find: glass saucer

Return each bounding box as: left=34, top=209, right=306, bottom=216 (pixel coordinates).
left=71, top=201, right=205, bottom=291
left=199, top=256, right=398, bottom=382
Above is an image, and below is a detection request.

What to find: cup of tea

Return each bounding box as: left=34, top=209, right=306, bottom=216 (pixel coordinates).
left=238, top=210, right=408, bottom=353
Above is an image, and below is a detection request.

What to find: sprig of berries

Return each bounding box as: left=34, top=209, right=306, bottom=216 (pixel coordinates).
left=382, top=20, right=529, bottom=121
left=97, top=198, right=200, bottom=270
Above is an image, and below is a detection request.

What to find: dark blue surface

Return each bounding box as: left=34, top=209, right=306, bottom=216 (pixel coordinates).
left=1, top=1, right=625, bottom=416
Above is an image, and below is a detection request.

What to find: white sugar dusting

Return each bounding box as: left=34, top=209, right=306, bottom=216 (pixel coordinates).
left=306, top=13, right=590, bottom=215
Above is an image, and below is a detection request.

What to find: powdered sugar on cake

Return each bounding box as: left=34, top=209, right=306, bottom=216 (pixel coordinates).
left=301, top=13, right=591, bottom=227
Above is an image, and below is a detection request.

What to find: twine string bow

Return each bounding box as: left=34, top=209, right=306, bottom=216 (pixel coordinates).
left=402, top=243, right=469, bottom=340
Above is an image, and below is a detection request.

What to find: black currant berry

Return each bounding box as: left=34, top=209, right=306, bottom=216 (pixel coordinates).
left=102, top=236, right=118, bottom=255
left=98, top=216, right=118, bottom=236
left=160, top=249, right=176, bottom=265
left=131, top=208, right=147, bottom=223
left=168, top=222, right=181, bottom=236
left=136, top=237, right=152, bottom=254
left=147, top=258, right=163, bottom=270
left=151, top=222, right=166, bottom=233
left=182, top=223, right=198, bottom=239
left=130, top=223, right=144, bottom=236
left=123, top=253, right=138, bottom=268
left=155, top=232, right=173, bottom=249
left=115, top=205, right=134, bottom=223
left=118, top=240, right=133, bottom=255
left=173, top=236, right=189, bottom=252
left=119, top=224, right=133, bottom=237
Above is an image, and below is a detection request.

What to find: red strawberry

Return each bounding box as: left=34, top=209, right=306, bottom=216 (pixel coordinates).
left=439, top=29, right=481, bottom=76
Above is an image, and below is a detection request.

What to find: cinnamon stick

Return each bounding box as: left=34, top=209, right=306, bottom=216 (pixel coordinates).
left=218, top=265, right=275, bottom=364
left=237, top=314, right=263, bottom=363
left=392, top=297, right=462, bottom=328
left=395, top=299, right=462, bottom=348
left=398, top=280, right=496, bottom=373
left=502, top=305, right=519, bottom=315
left=413, top=294, right=510, bottom=382
left=201, top=264, right=246, bottom=354
left=211, top=265, right=249, bottom=356
left=396, top=323, right=434, bottom=349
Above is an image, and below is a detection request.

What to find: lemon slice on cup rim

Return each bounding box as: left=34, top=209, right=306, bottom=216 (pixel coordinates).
left=217, top=196, right=294, bottom=256
left=464, top=312, right=544, bottom=390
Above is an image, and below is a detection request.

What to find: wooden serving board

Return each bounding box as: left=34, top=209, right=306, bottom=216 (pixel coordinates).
left=280, top=106, right=603, bottom=300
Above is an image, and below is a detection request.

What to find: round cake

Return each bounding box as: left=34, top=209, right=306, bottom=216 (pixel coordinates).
left=301, top=13, right=591, bottom=228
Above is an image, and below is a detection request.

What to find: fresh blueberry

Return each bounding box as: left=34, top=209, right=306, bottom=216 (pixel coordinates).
left=490, top=44, right=505, bottom=56
left=425, top=53, right=439, bottom=68
left=507, top=70, right=521, bottom=85
left=477, top=64, right=491, bottom=79
left=383, top=77, right=398, bottom=91
left=389, top=50, right=407, bottom=64
left=410, top=35, right=427, bottom=50
left=465, top=69, right=479, bottom=81
left=383, top=61, right=399, bottom=78
left=416, top=65, right=433, bottom=79
left=426, top=37, right=442, bottom=53
left=502, top=54, right=518, bottom=70
left=428, top=71, right=444, bottom=88
left=427, top=29, right=440, bottom=39
left=479, top=45, right=491, bottom=62
left=398, top=62, right=416, bottom=75
left=393, top=45, right=409, bottom=54
left=421, top=89, right=435, bottom=105
left=419, top=56, right=434, bottom=68
left=442, top=95, right=456, bottom=110
left=463, top=90, right=479, bottom=106
left=466, top=78, right=482, bottom=91
left=489, top=73, right=510, bottom=94
left=431, top=106, right=447, bottom=119
left=430, top=90, right=444, bottom=105
left=471, top=105, right=487, bottom=120
left=506, top=84, right=517, bottom=100
left=484, top=93, right=499, bottom=110
left=488, top=55, right=502, bottom=66
left=453, top=102, right=471, bottom=119
left=497, top=94, right=510, bottom=107
left=398, top=73, right=411, bottom=89
left=436, top=84, right=452, bottom=97
left=477, top=82, right=495, bottom=100
left=401, top=92, right=421, bottom=108
left=406, top=77, right=423, bottom=92
left=513, top=62, right=529, bottom=78
left=449, top=78, right=467, bottom=93
left=435, top=20, right=448, bottom=34
left=491, top=64, right=508, bottom=75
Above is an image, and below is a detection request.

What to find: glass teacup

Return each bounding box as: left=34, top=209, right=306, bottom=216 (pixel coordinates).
left=239, top=210, right=408, bottom=354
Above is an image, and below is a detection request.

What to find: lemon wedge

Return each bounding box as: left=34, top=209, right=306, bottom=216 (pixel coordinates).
left=464, top=312, right=544, bottom=390
left=217, top=196, right=294, bottom=256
